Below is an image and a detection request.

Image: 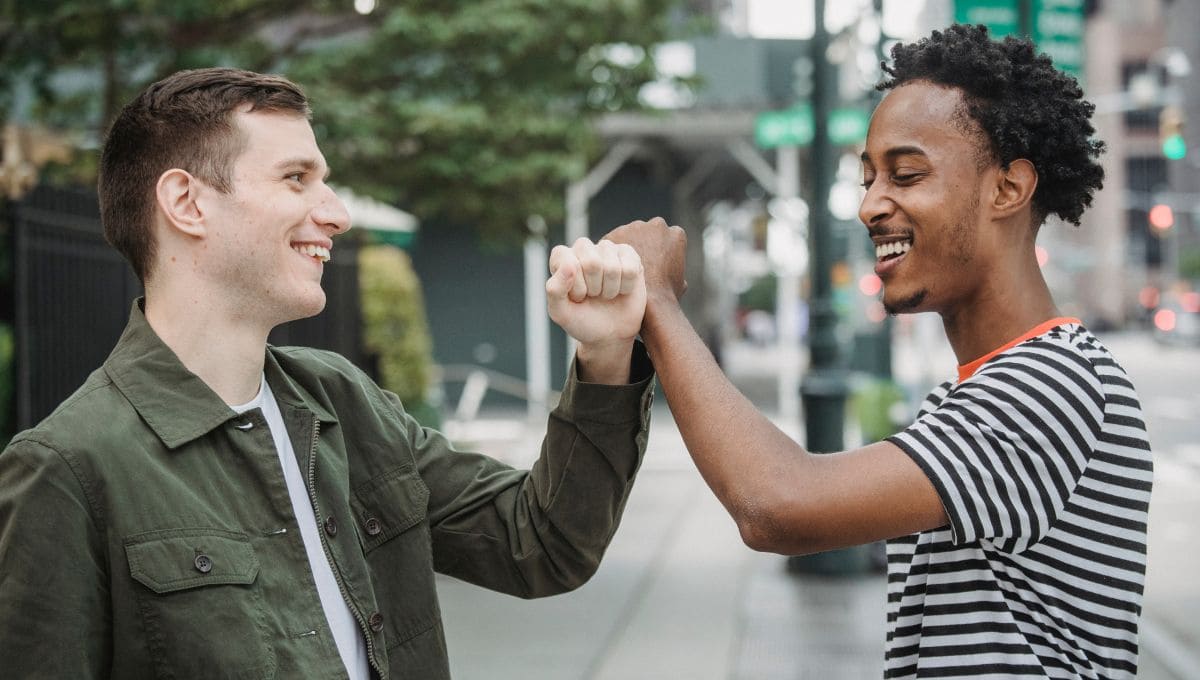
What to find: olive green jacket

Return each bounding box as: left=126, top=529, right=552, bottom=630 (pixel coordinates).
left=0, top=302, right=654, bottom=679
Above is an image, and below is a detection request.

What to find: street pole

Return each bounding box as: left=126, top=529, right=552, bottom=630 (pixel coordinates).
left=800, top=0, right=849, bottom=455
left=870, top=0, right=893, bottom=381
left=524, top=216, right=550, bottom=425
left=791, top=0, right=861, bottom=575
left=1018, top=0, right=1034, bottom=39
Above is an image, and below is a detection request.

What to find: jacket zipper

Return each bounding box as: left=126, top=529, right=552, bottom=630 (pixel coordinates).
left=306, top=415, right=383, bottom=678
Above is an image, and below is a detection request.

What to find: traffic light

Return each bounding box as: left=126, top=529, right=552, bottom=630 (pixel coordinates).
left=1160, top=105, right=1187, bottom=160
left=1149, top=203, right=1174, bottom=231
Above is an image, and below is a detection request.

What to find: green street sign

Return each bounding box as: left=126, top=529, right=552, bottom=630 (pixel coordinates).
left=955, top=0, right=1020, bottom=37
left=755, top=106, right=814, bottom=148
left=755, top=106, right=870, bottom=149
left=829, top=108, right=870, bottom=145
left=1033, top=0, right=1084, bottom=78
left=954, top=0, right=1084, bottom=79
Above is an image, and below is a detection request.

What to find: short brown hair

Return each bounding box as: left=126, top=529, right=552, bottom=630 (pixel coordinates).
left=98, top=68, right=311, bottom=282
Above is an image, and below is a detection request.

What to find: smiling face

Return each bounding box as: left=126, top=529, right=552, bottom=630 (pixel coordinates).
left=197, top=109, right=350, bottom=327
left=859, top=81, right=1001, bottom=316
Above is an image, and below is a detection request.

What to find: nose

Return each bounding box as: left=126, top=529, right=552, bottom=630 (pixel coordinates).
left=313, top=183, right=351, bottom=235
left=858, top=179, right=892, bottom=228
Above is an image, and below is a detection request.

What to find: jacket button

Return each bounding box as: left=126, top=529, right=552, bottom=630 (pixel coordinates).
left=323, top=516, right=338, bottom=538
left=368, top=612, right=384, bottom=633
left=364, top=517, right=382, bottom=536
left=194, top=554, right=213, bottom=573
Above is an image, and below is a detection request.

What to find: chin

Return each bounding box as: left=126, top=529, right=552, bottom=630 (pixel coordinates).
left=883, top=289, right=928, bottom=316
left=280, top=290, right=328, bottom=323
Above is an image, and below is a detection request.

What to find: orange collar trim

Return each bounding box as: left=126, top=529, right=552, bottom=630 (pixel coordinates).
left=956, top=317, right=1080, bottom=383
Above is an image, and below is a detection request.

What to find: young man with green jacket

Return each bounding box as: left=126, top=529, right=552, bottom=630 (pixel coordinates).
left=0, top=67, right=653, bottom=679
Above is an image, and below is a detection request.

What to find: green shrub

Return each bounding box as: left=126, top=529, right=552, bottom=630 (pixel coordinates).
left=1179, top=246, right=1200, bottom=282
left=358, top=245, right=439, bottom=428
left=849, top=378, right=905, bottom=443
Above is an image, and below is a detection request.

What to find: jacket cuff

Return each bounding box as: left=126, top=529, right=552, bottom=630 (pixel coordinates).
left=555, top=341, right=655, bottom=425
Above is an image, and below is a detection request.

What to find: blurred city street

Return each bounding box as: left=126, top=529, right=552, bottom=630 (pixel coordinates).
left=3, top=2, right=1199, bottom=678
left=437, top=326, right=1200, bottom=680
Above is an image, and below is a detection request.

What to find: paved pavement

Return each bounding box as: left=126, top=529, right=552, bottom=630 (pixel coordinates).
left=433, top=325, right=1197, bottom=679
left=437, top=409, right=888, bottom=680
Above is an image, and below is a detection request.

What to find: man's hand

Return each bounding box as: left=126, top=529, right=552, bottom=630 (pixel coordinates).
left=602, top=217, right=688, bottom=306
left=546, top=238, right=646, bottom=384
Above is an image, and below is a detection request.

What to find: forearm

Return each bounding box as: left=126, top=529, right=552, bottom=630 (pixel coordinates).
left=425, top=347, right=653, bottom=595
left=575, top=339, right=635, bottom=384
left=641, top=296, right=812, bottom=543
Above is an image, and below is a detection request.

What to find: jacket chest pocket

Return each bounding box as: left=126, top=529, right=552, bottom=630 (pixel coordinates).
left=125, top=529, right=275, bottom=680
left=351, top=467, right=443, bottom=652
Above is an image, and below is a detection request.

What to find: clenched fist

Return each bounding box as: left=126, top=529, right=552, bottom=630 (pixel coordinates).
left=546, top=238, right=646, bottom=349
left=602, top=217, right=687, bottom=306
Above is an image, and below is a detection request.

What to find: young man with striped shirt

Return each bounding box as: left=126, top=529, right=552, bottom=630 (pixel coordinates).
left=605, top=24, right=1152, bottom=679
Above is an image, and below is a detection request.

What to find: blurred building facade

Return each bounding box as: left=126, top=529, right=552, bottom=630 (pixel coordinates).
left=1065, top=0, right=1195, bottom=328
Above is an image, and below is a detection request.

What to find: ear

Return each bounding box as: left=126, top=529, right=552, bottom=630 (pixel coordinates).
left=990, top=158, right=1038, bottom=220
left=154, top=169, right=207, bottom=238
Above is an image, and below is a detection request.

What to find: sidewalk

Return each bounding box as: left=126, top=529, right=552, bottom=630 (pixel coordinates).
left=436, top=406, right=887, bottom=680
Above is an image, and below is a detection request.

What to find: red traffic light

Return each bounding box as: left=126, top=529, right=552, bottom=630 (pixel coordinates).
left=1149, top=204, right=1174, bottom=231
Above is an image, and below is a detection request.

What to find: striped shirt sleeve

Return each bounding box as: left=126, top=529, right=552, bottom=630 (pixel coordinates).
left=888, top=339, right=1106, bottom=553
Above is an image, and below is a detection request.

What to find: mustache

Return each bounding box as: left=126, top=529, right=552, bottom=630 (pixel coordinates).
left=867, top=225, right=913, bottom=239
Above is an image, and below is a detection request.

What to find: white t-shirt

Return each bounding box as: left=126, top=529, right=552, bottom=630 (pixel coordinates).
left=884, top=322, right=1152, bottom=679
left=233, top=376, right=370, bottom=680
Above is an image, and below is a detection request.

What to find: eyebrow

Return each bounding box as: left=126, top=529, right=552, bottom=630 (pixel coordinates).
left=274, top=157, right=331, bottom=181
left=860, top=145, right=929, bottom=163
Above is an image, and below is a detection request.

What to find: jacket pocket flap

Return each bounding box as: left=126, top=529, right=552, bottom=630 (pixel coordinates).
left=126, top=529, right=259, bottom=594
left=352, top=467, right=430, bottom=551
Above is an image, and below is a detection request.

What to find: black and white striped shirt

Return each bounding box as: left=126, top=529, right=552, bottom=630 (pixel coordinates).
left=884, top=321, right=1152, bottom=679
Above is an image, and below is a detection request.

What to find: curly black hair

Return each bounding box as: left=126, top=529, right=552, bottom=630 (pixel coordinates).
left=878, top=23, right=1104, bottom=226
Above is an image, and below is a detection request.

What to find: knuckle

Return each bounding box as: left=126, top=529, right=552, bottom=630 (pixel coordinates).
left=576, top=250, right=600, bottom=271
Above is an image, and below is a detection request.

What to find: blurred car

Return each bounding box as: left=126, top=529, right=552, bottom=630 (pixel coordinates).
left=1153, top=290, right=1200, bottom=346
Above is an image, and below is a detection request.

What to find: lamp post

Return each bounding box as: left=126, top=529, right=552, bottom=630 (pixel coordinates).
left=799, top=0, right=849, bottom=455
left=789, top=0, right=862, bottom=576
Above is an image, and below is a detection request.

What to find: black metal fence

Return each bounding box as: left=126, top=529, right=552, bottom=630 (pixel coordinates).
left=9, top=185, right=362, bottom=432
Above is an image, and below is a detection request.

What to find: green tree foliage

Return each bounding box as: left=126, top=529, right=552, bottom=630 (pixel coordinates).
left=1, top=0, right=680, bottom=244
left=358, top=244, right=438, bottom=424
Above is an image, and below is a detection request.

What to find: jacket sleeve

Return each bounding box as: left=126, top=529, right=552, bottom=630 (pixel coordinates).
left=403, top=343, right=654, bottom=598
left=0, top=438, right=110, bottom=678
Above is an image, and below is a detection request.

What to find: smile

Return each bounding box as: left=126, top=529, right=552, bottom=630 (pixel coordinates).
left=875, top=240, right=912, bottom=261
left=293, top=243, right=331, bottom=263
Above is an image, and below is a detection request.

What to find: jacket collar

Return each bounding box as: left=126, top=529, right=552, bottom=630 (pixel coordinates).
left=105, top=299, right=337, bottom=449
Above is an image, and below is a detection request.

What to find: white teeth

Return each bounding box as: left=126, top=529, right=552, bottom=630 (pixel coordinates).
left=875, top=240, right=912, bottom=259
left=293, top=244, right=331, bottom=263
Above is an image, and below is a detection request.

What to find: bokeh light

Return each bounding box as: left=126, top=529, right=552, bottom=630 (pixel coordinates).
left=1154, top=308, right=1177, bottom=332
left=858, top=272, right=882, bottom=296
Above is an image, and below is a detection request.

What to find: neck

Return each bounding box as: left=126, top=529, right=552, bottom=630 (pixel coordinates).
left=143, top=280, right=271, bottom=406
left=940, top=251, right=1061, bottom=366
